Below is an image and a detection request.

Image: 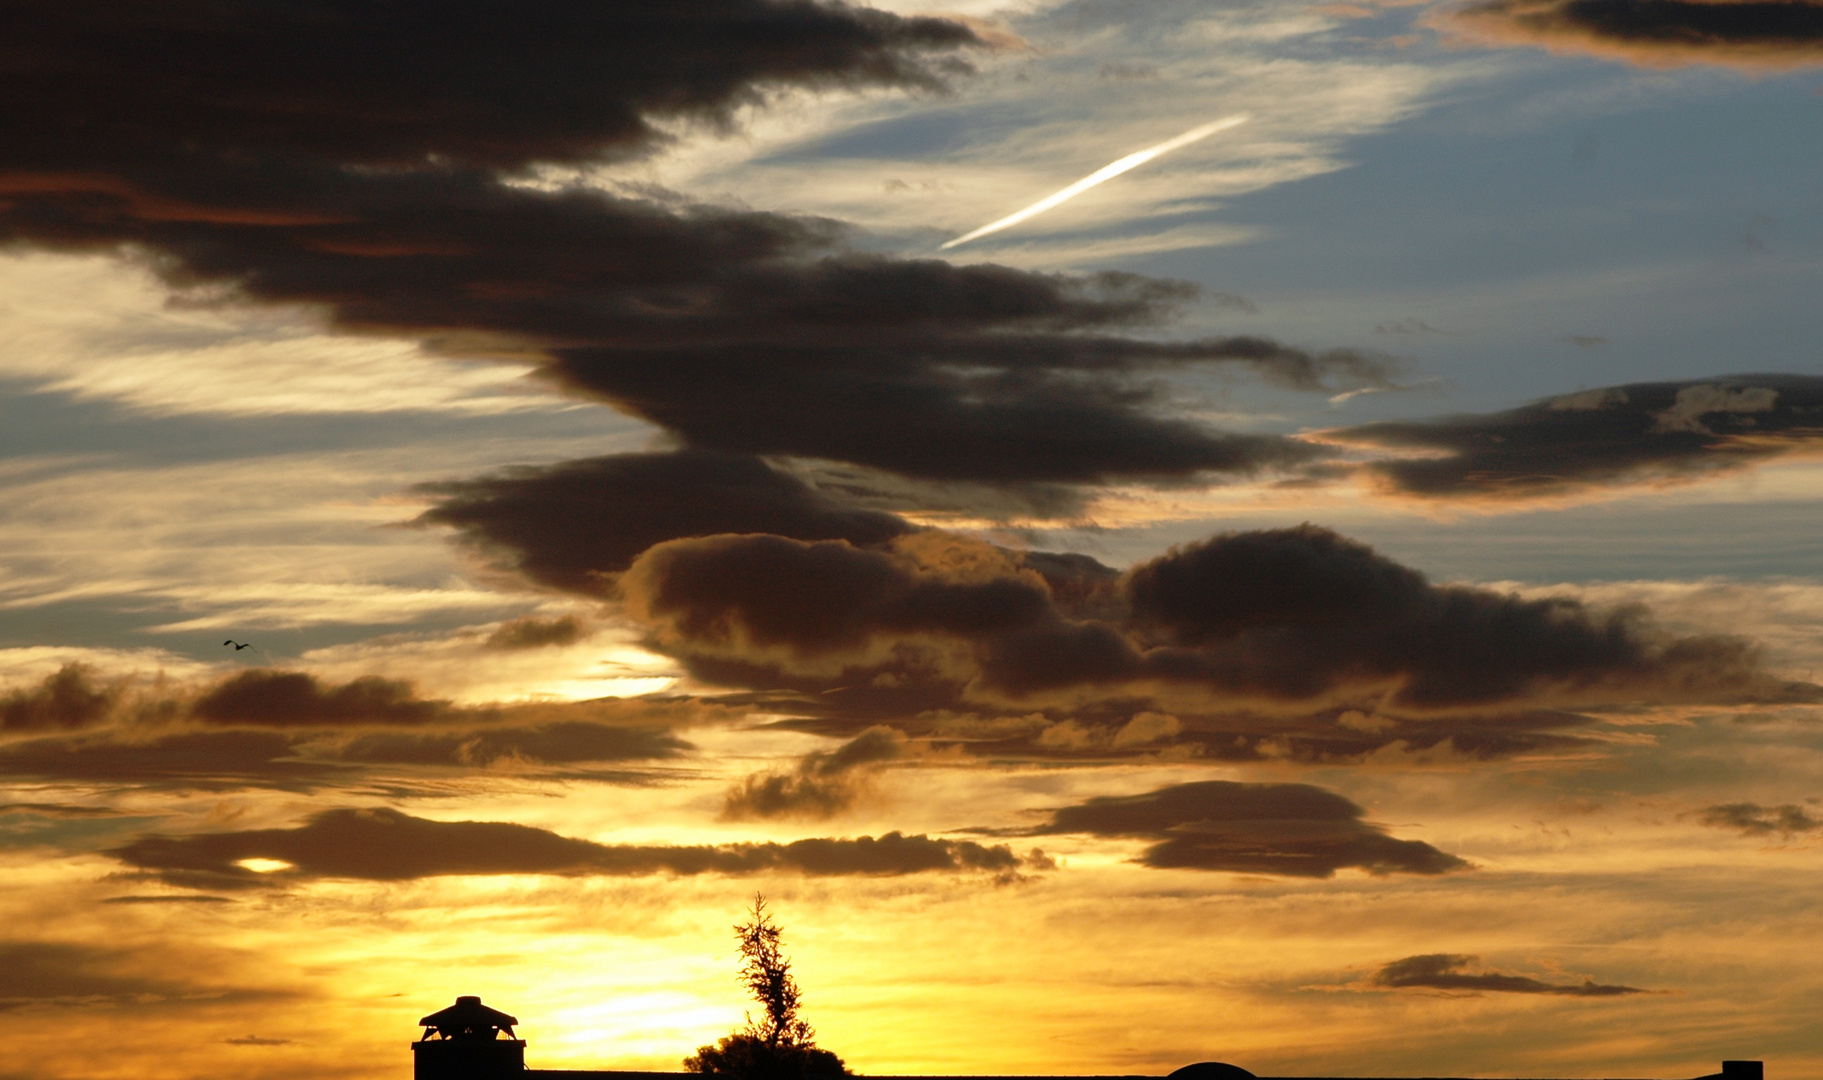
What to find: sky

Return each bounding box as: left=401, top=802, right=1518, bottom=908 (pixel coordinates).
left=2, top=2, right=1822, bottom=1079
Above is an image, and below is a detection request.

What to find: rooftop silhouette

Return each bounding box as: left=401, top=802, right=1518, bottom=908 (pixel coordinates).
left=409, top=996, right=1765, bottom=1080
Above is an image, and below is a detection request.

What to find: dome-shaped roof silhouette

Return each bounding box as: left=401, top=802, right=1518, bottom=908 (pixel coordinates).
left=417, top=995, right=520, bottom=1040
left=1168, top=1063, right=1257, bottom=1080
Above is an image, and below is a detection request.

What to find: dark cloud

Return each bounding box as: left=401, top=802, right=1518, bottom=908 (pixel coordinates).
left=0, top=689, right=706, bottom=791
left=109, top=807, right=1043, bottom=889
left=483, top=615, right=586, bottom=650
left=1330, top=375, right=1823, bottom=504
left=547, top=332, right=1367, bottom=485
left=1024, top=780, right=1467, bottom=877
left=1118, top=524, right=1802, bottom=709
left=619, top=525, right=1812, bottom=723
left=1699, top=801, right=1823, bottom=835
left=0, top=802, right=119, bottom=817
left=0, top=941, right=262, bottom=1010
left=330, top=720, right=690, bottom=768
left=1, top=664, right=118, bottom=732
left=193, top=671, right=449, bottom=727
left=1438, top=0, right=1823, bottom=69
left=1372, top=954, right=1650, bottom=996
left=624, top=532, right=1054, bottom=659
left=776, top=458, right=1095, bottom=521
left=737, top=683, right=1504, bottom=765
left=418, top=451, right=913, bottom=594
left=0, top=803, right=155, bottom=852
left=101, top=895, right=234, bottom=905
left=0, top=720, right=690, bottom=790
left=722, top=726, right=910, bottom=820
left=1, top=3, right=1383, bottom=493
left=2, top=0, right=978, bottom=173
left=0, top=730, right=348, bottom=792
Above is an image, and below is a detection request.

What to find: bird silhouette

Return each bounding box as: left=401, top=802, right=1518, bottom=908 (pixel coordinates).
left=223, top=640, right=253, bottom=650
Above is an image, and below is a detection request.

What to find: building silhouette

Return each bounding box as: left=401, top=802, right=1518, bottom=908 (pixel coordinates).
left=409, top=996, right=1765, bottom=1080
left=414, top=996, right=526, bottom=1079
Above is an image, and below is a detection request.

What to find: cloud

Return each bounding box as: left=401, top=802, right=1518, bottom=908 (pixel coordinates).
left=1, top=664, right=119, bottom=732
left=548, top=331, right=1381, bottom=486
left=1023, top=780, right=1467, bottom=877
left=0, top=941, right=272, bottom=1010
left=0, top=3, right=1388, bottom=495
left=329, top=720, right=690, bottom=768
left=0, top=730, right=347, bottom=792
left=3, top=0, right=979, bottom=173
left=1437, top=0, right=1823, bottom=70
left=193, top=671, right=450, bottom=727
left=619, top=525, right=1812, bottom=723
left=1699, top=801, right=1823, bottom=835
left=108, top=807, right=1045, bottom=889
left=418, top=451, right=914, bottom=594
left=1371, top=954, right=1650, bottom=996
left=0, top=675, right=708, bottom=791
left=482, top=615, right=586, bottom=650
left=623, top=531, right=1054, bottom=668
left=0, top=802, right=119, bottom=818
left=0, top=719, right=691, bottom=791
left=101, top=895, right=234, bottom=905
left=722, top=726, right=911, bottom=820
left=1117, top=524, right=1802, bottom=709
left=1328, top=375, right=1823, bottom=503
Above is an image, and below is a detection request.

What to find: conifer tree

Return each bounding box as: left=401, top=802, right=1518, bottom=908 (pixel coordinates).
left=685, top=895, right=850, bottom=1079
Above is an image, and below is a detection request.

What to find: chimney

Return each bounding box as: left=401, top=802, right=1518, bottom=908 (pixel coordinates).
left=412, top=996, right=526, bottom=1079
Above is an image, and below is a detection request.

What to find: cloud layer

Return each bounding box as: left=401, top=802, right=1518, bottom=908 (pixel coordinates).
left=1699, top=801, right=1823, bottom=835
left=0, top=0, right=1387, bottom=501
left=0, top=941, right=273, bottom=1011
left=1439, top=0, right=1823, bottom=69
left=1329, top=376, right=1823, bottom=503
left=722, top=725, right=912, bottom=820
left=1371, top=953, right=1649, bottom=996
left=0, top=665, right=700, bottom=791
left=109, top=807, right=1042, bottom=889
left=1026, top=780, right=1467, bottom=877
left=418, top=451, right=914, bottom=594
left=620, top=524, right=1811, bottom=727
left=3, top=0, right=977, bottom=172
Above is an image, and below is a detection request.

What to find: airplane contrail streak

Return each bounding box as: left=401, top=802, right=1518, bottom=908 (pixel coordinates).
left=939, top=114, right=1250, bottom=251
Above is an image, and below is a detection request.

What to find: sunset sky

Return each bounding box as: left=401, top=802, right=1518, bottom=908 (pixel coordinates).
left=4, top=3, right=1823, bottom=1079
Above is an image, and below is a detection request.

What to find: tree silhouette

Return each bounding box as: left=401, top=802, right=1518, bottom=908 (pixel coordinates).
left=685, top=895, right=850, bottom=1079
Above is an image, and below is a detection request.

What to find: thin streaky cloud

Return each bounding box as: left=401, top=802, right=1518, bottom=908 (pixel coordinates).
left=940, top=115, right=1250, bottom=250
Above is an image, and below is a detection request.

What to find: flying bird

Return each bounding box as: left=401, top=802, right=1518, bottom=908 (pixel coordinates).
left=223, top=640, right=253, bottom=650
left=941, top=114, right=1250, bottom=250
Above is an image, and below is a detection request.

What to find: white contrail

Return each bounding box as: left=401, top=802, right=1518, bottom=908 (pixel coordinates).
left=940, top=114, right=1250, bottom=251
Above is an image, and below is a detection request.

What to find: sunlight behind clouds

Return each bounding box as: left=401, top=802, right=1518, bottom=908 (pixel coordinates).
left=3, top=0, right=1822, bottom=1076
left=0, top=253, right=561, bottom=417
